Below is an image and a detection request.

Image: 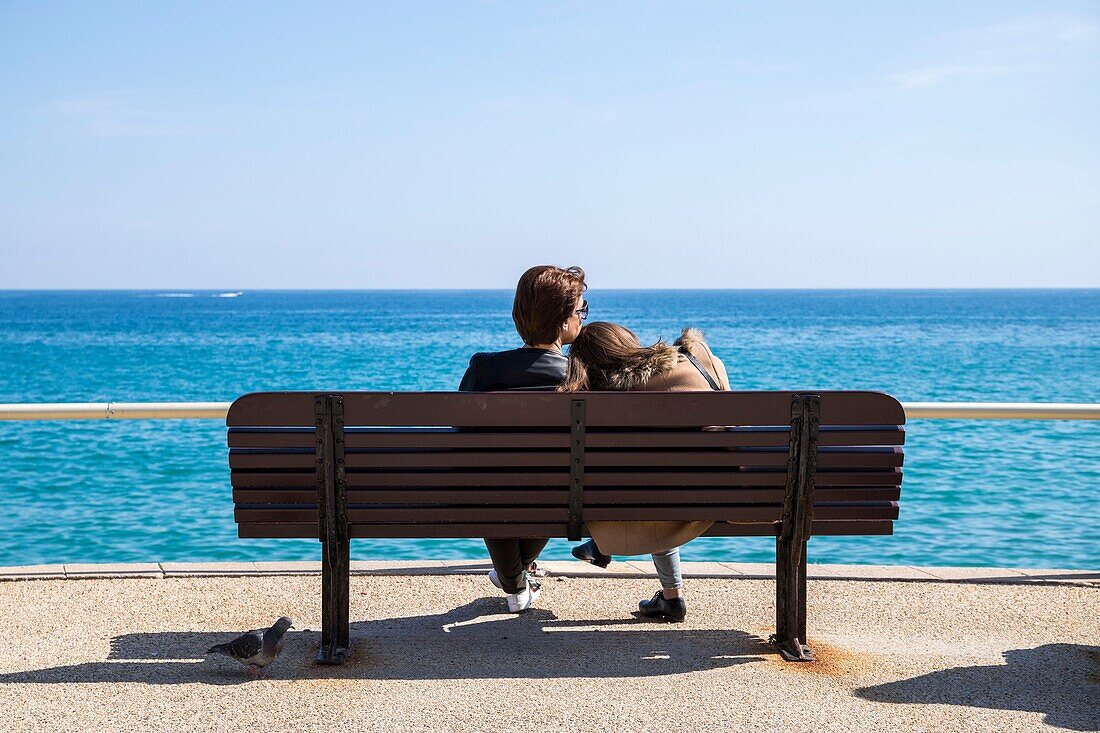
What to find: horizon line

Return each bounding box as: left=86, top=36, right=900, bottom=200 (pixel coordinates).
left=2, top=286, right=1099, bottom=293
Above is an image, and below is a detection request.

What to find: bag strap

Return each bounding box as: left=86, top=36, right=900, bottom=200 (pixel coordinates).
left=681, top=349, right=722, bottom=391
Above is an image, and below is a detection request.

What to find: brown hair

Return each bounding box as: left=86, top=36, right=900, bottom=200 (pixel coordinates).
left=512, top=265, right=587, bottom=345
left=561, top=321, right=675, bottom=391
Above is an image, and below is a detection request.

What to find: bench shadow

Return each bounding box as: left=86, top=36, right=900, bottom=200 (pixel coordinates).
left=0, top=597, right=769, bottom=686
left=854, top=644, right=1100, bottom=731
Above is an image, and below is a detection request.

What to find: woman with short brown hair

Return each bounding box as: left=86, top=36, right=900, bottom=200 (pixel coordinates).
left=459, top=265, right=588, bottom=612
left=459, top=265, right=587, bottom=391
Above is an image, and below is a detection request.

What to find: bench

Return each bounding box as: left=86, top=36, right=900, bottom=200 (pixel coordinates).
left=226, top=390, right=905, bottom=664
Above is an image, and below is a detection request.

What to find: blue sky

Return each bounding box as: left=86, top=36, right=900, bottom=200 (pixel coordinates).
left=1, top=1, right=1097, bottom=288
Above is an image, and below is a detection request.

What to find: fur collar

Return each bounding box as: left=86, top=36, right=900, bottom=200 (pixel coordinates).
left=598, top=328, right=705, bottom=390
left=602, top=343, right=679, bottom=390
left=676, top=327, right=706, bottom=352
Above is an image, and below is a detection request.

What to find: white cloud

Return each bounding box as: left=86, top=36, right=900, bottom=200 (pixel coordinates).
left=1053, top=20, right=1097, bottom=42
left=51, top=91, right=223, bottom=137
left=888, top=64, right=1011, bottom=90
left=888, top=14, right=1097, bottom=90
left=982, top=17, right=1097, bottom=45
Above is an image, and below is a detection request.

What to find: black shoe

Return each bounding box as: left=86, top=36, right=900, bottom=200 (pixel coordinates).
left=638, top=590, right=687, bottom=622
left=571, top=539, right=612, bottom=569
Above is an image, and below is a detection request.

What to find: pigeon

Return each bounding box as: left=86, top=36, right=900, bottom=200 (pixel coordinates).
left=207, top=616, right=293, bottom=677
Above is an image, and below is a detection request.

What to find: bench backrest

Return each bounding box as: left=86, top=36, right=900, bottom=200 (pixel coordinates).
left=227, top=391, right=905, bottom=540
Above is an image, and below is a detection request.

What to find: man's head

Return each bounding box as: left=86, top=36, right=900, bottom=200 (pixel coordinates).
left=512, top=265, right=587, bottom=346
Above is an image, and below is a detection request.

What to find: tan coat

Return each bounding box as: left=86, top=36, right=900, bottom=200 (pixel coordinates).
left=587, top=329, right=729, bottom=556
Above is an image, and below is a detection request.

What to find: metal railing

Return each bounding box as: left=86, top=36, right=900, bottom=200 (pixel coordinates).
left=0, top=401, right=1098, bottom=421
left=0, top=402, right=232, bottom=420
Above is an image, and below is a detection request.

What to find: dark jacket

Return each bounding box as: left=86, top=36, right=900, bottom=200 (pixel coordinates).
left=458, top=348, right=568, bottom=391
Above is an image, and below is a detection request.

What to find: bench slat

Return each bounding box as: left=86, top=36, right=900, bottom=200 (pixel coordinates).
left=231, top=486, right=902, bottom=505
left=228, top=447, right=903, bottom=470
left=227, top=391, right=906, bottom=428
left=237, top=519, right=894, bottom=539
left=227, top=426, right=905, bottom=449
left=234, top=503, right=900, bottom=523
left=230, top=469, right=902, bottom=488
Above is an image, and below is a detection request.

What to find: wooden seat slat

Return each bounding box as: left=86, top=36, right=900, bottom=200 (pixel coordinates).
left=227, top=426, right=905, bottom=449
left=237, top=519, right=894, bottom=539
left=230, top=468, right=902, bottom=488
left=228, top=447, right=903, bottom=470
left=227, top=391, right=906, bottom=428
left=231, top=486, right=902, bottom=505
left=234, top=502, right=899, bottom=524
left=704, top=520, right=893, bottom=537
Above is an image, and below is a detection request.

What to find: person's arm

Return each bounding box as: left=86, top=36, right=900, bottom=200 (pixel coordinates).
left=699, top=342, right=730, bottom=391
left=458, top=354, right=481, bottom=391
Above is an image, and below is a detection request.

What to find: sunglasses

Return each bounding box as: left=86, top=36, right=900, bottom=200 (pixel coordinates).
left=574, top=300, right=589, bottom=321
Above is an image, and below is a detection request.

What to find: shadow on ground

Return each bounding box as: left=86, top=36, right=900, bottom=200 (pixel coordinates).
left=0, top=597, right=769, bottom=685
left=855, top=644, right=1100, bottom=731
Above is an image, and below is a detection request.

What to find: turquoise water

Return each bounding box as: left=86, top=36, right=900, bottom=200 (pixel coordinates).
left=1, top=290, right=1098, bottom=568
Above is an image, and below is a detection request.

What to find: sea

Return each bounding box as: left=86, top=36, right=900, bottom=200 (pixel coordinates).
left=1, top=289, right=1098, bottom=569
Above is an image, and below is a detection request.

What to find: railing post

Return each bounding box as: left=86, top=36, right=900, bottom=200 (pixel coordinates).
left=772, top=394, right=819, bottom=662
left=316, top=394, right=350, bottom=665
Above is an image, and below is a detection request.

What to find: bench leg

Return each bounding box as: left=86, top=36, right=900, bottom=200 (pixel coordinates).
left=798, top=540, right=808, bottom=647
left=317, top=535, right=350, bottom=665
left=772, top=537, right=814, bottom=662
left=771, top=393, right=817, bottom=662
left=315, top=393, right=350, bottom=665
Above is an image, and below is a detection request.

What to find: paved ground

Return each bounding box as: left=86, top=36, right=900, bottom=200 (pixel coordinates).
left=3, top=559, right=1098, bottom=583
left=1, top=566, right=1097, bottom=732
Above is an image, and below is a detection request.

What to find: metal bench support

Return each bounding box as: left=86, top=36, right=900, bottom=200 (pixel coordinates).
left=567, top=399, right=586, bottom=541
left=316, top=394, right=350, bottom=664
left=772, top=394, right=820, bottom=662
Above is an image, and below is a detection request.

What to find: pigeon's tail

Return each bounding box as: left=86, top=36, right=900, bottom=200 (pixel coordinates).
left=207, top=644, right=231, bottom=656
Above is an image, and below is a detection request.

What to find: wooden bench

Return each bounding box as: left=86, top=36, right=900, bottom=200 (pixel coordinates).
left=226, top=390, right=905, bottom=664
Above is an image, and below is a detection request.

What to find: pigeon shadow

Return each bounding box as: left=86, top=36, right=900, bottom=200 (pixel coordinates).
left=854, top=644, right=1100, bottom=731
left=0, top=597, right=769, bottom=686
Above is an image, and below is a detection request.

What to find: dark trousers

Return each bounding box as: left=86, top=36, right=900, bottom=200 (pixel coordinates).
left=484, top=538, right=548, bottom=594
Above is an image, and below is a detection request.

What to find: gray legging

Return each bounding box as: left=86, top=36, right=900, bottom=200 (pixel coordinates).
left=652, top=547, right=684, bottom=591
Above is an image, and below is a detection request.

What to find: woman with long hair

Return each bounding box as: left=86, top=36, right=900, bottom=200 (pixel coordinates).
left=562, top=321, right=729, bottom=622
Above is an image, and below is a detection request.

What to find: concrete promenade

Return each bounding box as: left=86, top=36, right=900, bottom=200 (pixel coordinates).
left=1, top=561, right=1097, bottom=732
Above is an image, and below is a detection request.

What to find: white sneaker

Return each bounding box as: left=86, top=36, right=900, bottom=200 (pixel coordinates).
left=489, top=567, right=541, bottom=589
left=505, top=581, right=541, bottom=613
